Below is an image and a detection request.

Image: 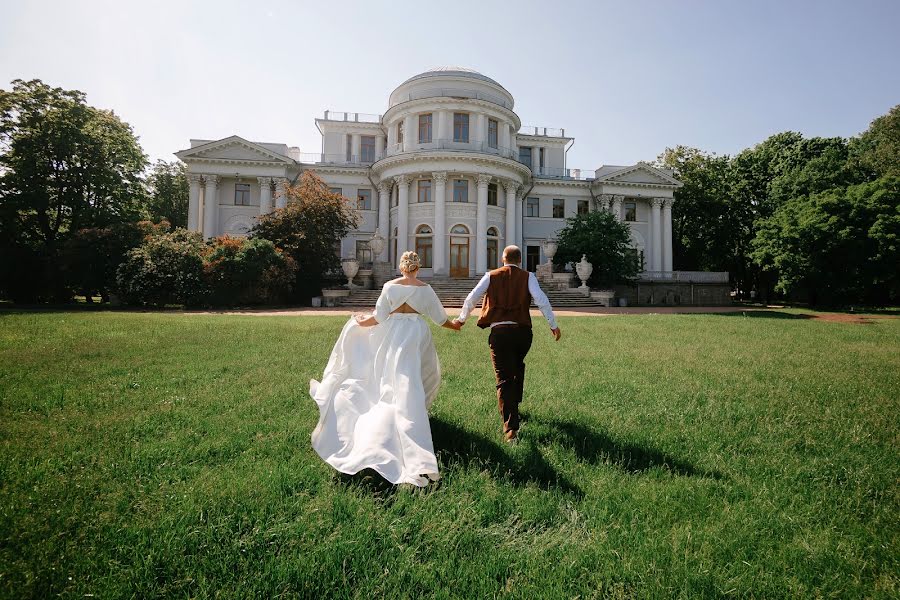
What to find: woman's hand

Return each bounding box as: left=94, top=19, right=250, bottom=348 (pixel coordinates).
left=442, top=319, right=462, bottom=331
left=354, top=313, right=378, bottom=327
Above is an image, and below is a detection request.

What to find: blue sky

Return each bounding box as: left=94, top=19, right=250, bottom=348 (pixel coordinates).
left=2, top=0, right=898, bottom=169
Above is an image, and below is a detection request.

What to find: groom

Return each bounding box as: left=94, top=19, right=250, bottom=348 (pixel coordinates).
left=454, top=246, right=561, bottom=443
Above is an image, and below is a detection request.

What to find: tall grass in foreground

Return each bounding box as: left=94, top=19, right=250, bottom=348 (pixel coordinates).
left=0, top=310, right=897, bottom=598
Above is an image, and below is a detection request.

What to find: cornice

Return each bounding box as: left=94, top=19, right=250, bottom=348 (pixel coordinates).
left=372, top=150, right=531, bottom=179
left=531, top=177, right=592, bottom=189
left=594, top=180, right=678, bottom=191
left=182, top=156, right=292, bottom=168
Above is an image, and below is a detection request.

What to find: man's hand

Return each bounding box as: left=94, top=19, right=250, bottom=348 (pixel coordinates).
left=453, top=318, right=465, bottom=328
left=550, top=327, right=561, bottom=341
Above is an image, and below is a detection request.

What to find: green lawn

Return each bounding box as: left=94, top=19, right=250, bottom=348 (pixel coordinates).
left=1, top=310, right=898, bottom=599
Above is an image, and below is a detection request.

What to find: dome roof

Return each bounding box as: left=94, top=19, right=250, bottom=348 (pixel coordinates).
left=399, top=66, right=506, bottom=90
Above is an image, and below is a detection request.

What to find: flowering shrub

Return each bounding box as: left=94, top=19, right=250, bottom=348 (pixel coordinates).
left=116, top=229, right=208, bottom=307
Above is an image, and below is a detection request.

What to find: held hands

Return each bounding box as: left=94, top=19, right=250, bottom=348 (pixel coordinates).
left=551, top=327, right=562, bottom=341
left=444, top=318, right=463, bottom=332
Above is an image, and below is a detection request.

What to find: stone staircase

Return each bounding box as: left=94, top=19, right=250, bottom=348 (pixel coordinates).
left=338, top=277, right=603, bottom=308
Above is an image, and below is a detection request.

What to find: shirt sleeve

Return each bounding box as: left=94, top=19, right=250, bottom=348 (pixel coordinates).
left=372, top=284, right=392, bottom=324
left=528, top=272, right=558, bottom=329
left=458, top=272, right=491, bottom=323
left=425, top=286, right=449, bottom=326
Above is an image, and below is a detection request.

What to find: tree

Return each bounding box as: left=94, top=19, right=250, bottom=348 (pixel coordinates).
left=552, top=210, right=640, bottom=288
left=146, top=160, right=188, bottom=228
left=204, top=236, right=298, bottom=306
left=751, top=176, right=900, bottom=306
left=116, top=229, right=207, bottom=307
left=251, top=171, right=359, bottom=300
left=0, top=79, right=148, bottom=301
left=852, top=104, right=900, bottom=178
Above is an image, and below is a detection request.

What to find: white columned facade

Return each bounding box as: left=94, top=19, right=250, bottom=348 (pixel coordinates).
left=188, top=174, right=202, bottom=231
left=275, top=178, right=288, bottom=209
left=515, top=196, right=523, bottom=249
left=651, top=197, right=663, bottom=271
left=202, top=175, right=219, bottom=239
left=475, top=174, right=491, bottom=273
left=377, top=181, right=391, bottom=261
left=403, top=115, right=415, bottom=151
left=504, top=180, right=518, bottom=249
left=376, top=133, right=385, bottom=159
left=395, top=175, right=410, bottom=259
left=257, top=177, right=272, bottom=215
left=663, top=198, right=673, bottom=271
left=473, top=114, right=485, bottom=146
left=437, top=110, right=450, bottom=141
left=612, top=195, right=624, bottom=220
left=433, top=172, right=448, bottom=276
left=351, top=134, right=361, bottom=163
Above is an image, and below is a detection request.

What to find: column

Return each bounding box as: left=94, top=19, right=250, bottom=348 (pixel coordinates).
left=516, top=197, right=523, bottom=250
left=663, top=198, right=673, bottom=272
left=394, top=175, right=410, bottom=259
left=532, top=146, right=541, bottom=175
left=612, top=195, right=624, bottom=220
left=437, top=110, right=450, bottom=142
left=376, top=133, right=385, bottom=160
left=473, top=113, right=485, bottom=148
left=275, top=178, right=289, bottom=209
left=651, top=197, right=663, bottom=272
left=351, top=133, right=361, bottom=163
left=599, top=194, right=612, bottom=213
left=257, top=177, right=272, bottom=215
left=377, top=180, right=391, bottom=262
left=475, top=174, right=490, bottom=273
left=403, top=114, right=415, bottom=151
left=202, top=175, right=219, bottom=239
left=504, top=180, right=518, bottom=249
left=500, top=122, right=511, bottom=152
left=433, top=172, right=448, bottom=275
left=188, top=174, right=202, bottom=232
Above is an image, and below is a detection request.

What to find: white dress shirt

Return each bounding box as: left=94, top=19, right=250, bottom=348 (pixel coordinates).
left=458, top=264, right=558, bottom=329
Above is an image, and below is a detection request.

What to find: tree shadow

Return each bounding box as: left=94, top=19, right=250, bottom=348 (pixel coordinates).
left=692, top=310, right=813, bottom=319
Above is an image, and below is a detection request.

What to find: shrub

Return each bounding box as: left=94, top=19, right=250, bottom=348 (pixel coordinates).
left=203, top=236, right=297, bottom=306
left=553, top=210, right=641, bottom=288
left=116, top=228, right=207, bottom=307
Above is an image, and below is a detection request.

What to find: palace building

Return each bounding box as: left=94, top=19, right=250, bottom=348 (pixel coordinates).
left=175, top=67, right=683, bottom=278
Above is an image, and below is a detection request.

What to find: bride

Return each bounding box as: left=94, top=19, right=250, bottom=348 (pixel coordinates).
left=309, top=251, right=461, bottom=487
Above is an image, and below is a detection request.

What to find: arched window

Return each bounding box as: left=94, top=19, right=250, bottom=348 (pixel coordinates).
left=449, top=225, right=470, bottom=278
left=451, top=224, right=469, bottom=235
left=486, top=227, right=499, bottom=269
left=415, top=224, right=433, bottom=268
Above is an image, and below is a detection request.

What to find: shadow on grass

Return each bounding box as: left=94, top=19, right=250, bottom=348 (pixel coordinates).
left=697, top=310, right=813, bottom=320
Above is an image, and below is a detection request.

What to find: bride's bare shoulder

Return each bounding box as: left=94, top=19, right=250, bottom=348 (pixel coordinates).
left=388, top=277, right=428, bottom=287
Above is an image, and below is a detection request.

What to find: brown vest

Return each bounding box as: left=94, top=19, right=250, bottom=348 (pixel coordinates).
left=477, top=265, right=532, bottom=329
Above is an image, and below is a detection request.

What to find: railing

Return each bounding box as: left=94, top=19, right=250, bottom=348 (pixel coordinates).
left=295, top=152, right=383, bottom=166
left=391, top=87, right=514, bottom=110
left=638, top=271, right=730, bottom=283
left=383, top=139, right=521, bottom=162
left=518, top=125, right=567, bottom=138
left=534, top=166, right=596, bottom=180
left=321, top=111, right=382, bottom=123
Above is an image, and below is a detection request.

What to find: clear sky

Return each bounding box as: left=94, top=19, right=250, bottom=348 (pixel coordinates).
left=2, top=0, right=898, bottom=169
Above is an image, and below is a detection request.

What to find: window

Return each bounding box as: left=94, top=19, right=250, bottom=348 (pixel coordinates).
left=234, top=183, right=251, bottom=205
left=397, top=121, right=404, bottom=146
left=526, top=197, right=539, bottom=217
left=487, top=227, right=499, bottom=269
left=526, top=245, right=540, bottom=272
left=357, top=188, right=372, bottom=210
left=453, top=179, right=468, bottom=202
left=626, top=248, right=645, bottom=270
left=624, top=201, right=636, bottom=222
left=415, top=224, right=433, bottom=268
left=518, top=146, right=532, bottom=168
left=487, top=183, right=498, bottom=206
left=577, top=199, right=589, bottom=215
left=488, top=118, right=498, bottom=148
left=346, top=134, right=352, bottom=162
left=552, top=199, right=565, bottom=218
left=418, top=179, right=431, bottom=203
left=539, top=147, right=545, bottom=169
left=330, top=187, right=343, bottom=196
left=361, top=136, right=376, bottom=162
left=453, top=113, right=469, bottom=142
left=356, top=240, right=373, bottom=267
left=418, top=113, right=432, bottom=143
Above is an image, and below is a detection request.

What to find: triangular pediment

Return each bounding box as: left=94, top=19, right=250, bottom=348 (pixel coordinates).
left=175, top=136, right=295, bottom=164
left=595, top=163, right=682, bottom=187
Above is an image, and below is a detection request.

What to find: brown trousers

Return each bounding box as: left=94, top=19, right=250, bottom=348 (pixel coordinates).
left=487, top=326, right=533, bottom=433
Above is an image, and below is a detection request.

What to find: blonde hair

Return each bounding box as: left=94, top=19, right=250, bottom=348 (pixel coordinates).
left=398, top=251, right=421, bottom=274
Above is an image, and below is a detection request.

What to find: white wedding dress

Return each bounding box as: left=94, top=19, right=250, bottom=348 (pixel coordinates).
left=310, top=282, right=449, bottom=487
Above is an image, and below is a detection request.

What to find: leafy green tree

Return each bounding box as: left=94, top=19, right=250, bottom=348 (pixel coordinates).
left=146, top=160, right=189, bottom=228
left=552, top=209, right=639, bottom=288
left=116, top=229, right=207, bottom=307
left=751, top=177, right=900, bottom=306
left=852, top=104, right=900, bottom=178
left=251, top=171, right=359, bottom=300
left=203, top=236, right=298, bottom=306
left=0, top=79, right=148, bottom=301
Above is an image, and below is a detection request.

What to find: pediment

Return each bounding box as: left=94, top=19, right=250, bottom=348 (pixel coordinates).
left=596, top=163, right=681, bottom=187
left=176, top=136, right=294, bottom=165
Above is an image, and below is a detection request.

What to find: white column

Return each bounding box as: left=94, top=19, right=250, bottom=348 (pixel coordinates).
left=257, top=177, right=272, bottom=215
left=475, top=174, right=490, bottom=273
left=275, top=178, right=288, bottom=209
left=651, top=198, right=663, bottom=271
left=504, top=180, right=518, bottom=249
left=663, top=198, right=673, bottom=272
left=377, top=181, right=391, bottom=262
left=532, top=146, right=541, bottom=175
left=433, top=172, right=448, bottom=276
left=340, top=134, right=348, bottom=162
left=202, top=175, right=219, bottom=239
left=403, top=114, right=415, bottom=151
left=516, top=197, right=523, bottom=250
left=472, top=113, right=484, bottom=147
left=351, top=133, right=361, bottom=164
left=188, top=174, right=202, bottom=232
left=376, top=133, right=385, bottom=160
left=612, top=195, right=624, bottom=220
left=395, top=175, right=410, bottom=259
left=437, top=110, right=450, bottom=141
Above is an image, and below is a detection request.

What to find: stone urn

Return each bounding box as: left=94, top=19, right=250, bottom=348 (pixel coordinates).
left=341, top=258, right=359, bottom=289
left=541, top=239, right=558, bottom=265
left=575, top=254, right=593, bottom=294
left=368, top=232, right=386, bottom=259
